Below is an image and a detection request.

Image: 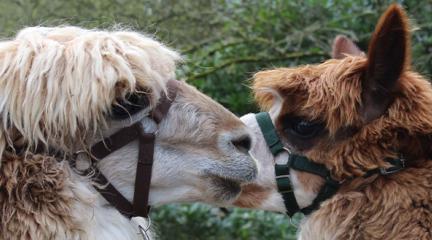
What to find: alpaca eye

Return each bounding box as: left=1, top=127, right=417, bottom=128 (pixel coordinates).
left=111, top=92, right=149, bottom=119
left=285, top=117, right=325, bottom=139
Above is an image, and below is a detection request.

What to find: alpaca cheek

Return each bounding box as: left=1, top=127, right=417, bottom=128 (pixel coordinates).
left=233, top=184, right=272, bottom=208
left=290, top=170, right=322, bottom=208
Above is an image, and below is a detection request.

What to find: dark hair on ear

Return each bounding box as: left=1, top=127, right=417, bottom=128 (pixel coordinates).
left=361, top=4, right=411, bottom=122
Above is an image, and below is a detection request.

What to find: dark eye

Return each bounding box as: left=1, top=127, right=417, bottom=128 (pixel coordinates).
left=111, top=92, right=149, bottom=119
left=284, top=117, right=325, bottom=139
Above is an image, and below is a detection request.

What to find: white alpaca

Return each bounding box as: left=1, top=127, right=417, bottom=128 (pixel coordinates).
left=0, top=26, right=257, bottom=240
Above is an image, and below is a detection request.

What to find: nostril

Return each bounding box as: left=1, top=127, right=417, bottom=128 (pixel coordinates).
left=231, top=135, right=252, bottom=154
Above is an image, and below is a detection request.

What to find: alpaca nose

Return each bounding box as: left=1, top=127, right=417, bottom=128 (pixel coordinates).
left=231, top=134, right=252, bottom=154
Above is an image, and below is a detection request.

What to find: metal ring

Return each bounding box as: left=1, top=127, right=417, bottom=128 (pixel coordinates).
left=136, top=217, right=152, bottom=240
left=275, top=174, right=290, bottom=179
left=289, top=216, right=299, bottom=228
left=282, top=147, right=292, bottom=154
left=71, top=150, right=95, bottom=174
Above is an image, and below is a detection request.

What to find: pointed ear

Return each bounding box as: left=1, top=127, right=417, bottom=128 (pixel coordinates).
left=361, top=4, right=411, bottom=122
left=331, top=35, right=364, bottom=59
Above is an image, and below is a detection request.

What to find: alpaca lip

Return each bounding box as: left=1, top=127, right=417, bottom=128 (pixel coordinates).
left=202, top=163, right=256, bottom=202
left=208, top=175, right=242, bottom=201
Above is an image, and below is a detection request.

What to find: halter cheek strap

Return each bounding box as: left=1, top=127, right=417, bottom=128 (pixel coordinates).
left=74, top=80, right=177, bottom=219
left=255, top=112, right=300, bottom=216
left=89, top=123, right=155, bottom=218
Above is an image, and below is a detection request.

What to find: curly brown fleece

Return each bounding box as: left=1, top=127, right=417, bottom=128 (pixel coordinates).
left=253, top=4, right=432, bottom=240
left=0, top=154, right=82, bottom=239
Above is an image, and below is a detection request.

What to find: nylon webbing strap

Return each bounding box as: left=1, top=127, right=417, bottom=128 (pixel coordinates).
left=255, top=112, right=299, bottom=216
left=91, top=123, right=142, bottom=159
left=255, top=112, right=285, bottom=156
left=92, top=167, right=136, bottom=218
left=289, top=154, right=405, bottom=215
left=275, top=164, right=300, bottom=217
left=133, top=129, right=155, bottom=217
left=363, top=158, right=405, bottom=178
left=90, top=123, right=156, bottom=218
left=288, top=154, right=330, bottom=178
left=255, top=113, right=406, bottom=217
left=151, top=80, right=178, bottom=124
left=300, top=176, right=340, bottom=215
left=87, top=80, right=178, bottom=219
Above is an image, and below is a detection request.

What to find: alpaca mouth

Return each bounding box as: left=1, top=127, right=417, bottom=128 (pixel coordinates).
left=202, top=156, right=257, bottom=201
left=208, top=175, right=242, bottom=201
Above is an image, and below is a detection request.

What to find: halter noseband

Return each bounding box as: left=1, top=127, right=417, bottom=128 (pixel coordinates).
left=255, top=112, right=406, bottom=217
left=74, top=80, right=178, bottom=219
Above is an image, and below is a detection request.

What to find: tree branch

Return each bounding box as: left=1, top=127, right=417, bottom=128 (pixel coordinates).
left=181, top=37, right=225, bottom=54
left=187, top=51, right=328, bottom=81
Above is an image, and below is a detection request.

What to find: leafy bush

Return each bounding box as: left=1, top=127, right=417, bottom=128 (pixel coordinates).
left=151, top=204, right=298, bottom=240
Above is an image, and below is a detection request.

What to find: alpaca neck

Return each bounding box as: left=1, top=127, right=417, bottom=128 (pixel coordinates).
left=67, top=165, right=148, bottom=240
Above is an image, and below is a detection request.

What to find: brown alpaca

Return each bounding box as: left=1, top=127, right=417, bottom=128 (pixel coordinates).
left=250, top=4, right=432, bottom=239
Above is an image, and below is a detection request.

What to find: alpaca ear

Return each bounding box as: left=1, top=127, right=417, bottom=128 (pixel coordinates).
left=331, top=35, right=364, bottom=59
left=361, top=4, right=410, bottom=122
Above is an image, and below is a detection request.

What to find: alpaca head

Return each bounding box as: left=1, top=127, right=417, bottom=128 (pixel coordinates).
left=0, top=26, right=257, bottom=207
left=238, top=4, right=432, bottom=210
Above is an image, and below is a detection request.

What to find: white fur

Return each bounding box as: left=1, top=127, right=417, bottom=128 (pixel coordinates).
left=240, top=113, right=285, bottom=212
left=289, top=170, right=317, bottom=209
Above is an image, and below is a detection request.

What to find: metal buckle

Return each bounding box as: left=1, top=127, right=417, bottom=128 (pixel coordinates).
left=289, top=212, right=302, bottom=228
left=379, top=158, right=405, bottom=175
left=283, top=147, right=292, bottom=154
left=400, top=157, right=406, bottom=168
left=131, top=216, right=152, bottom=240
left=72, top=150, right=96, bottom=174
left=275, top=174, right=290, bottom=180
left=275, top=173, right=293, bottom=193
left=379, top=166, right=401, bottom=175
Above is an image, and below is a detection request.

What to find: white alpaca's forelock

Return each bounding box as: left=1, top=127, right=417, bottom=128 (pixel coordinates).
left=0, top=26, right=181, bottom=160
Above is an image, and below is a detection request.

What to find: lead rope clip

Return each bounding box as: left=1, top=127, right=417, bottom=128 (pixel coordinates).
left=131, top=216, right=152, bottom=240
left=289, top=215, right=300, bottom=228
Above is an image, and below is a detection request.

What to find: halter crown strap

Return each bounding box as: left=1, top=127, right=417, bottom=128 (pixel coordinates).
left=151, top=80, right=178, bottom=123
left=288, top=154, right=331, bottom=179
left=290, top=154, right=405, bottom=215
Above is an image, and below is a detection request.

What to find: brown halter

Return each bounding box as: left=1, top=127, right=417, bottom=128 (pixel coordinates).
left=75, top=80, right=178, bottom=219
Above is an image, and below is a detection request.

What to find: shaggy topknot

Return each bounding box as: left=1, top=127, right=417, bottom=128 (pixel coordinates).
left=0, top=26, right=180, bottom=161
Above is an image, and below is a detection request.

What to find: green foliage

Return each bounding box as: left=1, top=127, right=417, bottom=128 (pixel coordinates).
left=0, top=0, right=431, bottom=115
left=151, top=204, right=298, bottom=240
left=1, top=0, right=431, bottom=239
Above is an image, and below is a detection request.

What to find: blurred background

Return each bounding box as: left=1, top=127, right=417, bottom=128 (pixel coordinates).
left=1, top=0, right=430, bottom=239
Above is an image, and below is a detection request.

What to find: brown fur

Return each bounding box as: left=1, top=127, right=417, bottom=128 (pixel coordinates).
left=331, top=35, right=364, bottom=59
left=253, top=4, right=432, bottom=239
left=0, top=154, right=81, bottom=239
left=234, top=184, right=271, bottom=208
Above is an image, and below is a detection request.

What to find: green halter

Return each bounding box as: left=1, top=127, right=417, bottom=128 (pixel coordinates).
left=255, top=112, right=406, bottom=217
